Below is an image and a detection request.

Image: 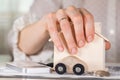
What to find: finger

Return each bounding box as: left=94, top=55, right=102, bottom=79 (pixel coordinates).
left=80, top=8, right=95, bottom=42
left=105, top=41, right=111, bottom=50
left=56, top=9, right=77, bottom=54
left=47, top=13, right=64, bottom=51
left=65, top=6, right=85, bottom=48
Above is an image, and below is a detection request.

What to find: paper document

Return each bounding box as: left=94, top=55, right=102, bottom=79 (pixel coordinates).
left=6, top=61, right=51, bottom=74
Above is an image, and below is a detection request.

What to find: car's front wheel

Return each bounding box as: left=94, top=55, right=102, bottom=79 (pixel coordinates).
left=55, top=63, right=66, bottom=74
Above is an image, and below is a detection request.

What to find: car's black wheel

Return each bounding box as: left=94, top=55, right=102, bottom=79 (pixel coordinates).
left=73, top=64, right=85, bottom=75
left=55, top=63, right=66, bottom=74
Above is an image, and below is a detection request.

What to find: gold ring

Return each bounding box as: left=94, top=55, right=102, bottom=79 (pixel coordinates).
left=59, top=17, right=67, bottom=22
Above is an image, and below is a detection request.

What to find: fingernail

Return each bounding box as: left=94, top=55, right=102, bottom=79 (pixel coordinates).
left=79, top=40, right=85, bottom=47
left=71, top=47, right=77, bottom=54
left=87, top=35, right=93, bottom=42
left=58, top=46, right=64, bottom=52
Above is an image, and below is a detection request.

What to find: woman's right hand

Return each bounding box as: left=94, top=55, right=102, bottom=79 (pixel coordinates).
left=44, top=6, right=96, bottom=54
left=18, top=6, right=110, bottom=55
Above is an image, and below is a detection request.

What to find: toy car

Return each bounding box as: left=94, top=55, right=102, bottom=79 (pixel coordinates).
left=54, top=23, right=109, bottom=75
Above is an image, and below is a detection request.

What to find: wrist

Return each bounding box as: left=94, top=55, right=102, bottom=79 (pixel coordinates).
left=37, top=20, right=47, bottom=31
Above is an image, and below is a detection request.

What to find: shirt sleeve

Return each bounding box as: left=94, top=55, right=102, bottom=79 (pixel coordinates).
left=9, top=12, right=53, bottom=63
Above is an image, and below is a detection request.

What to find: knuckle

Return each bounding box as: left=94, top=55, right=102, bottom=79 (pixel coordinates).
left=62, top=22, right=69, bottom=29
left=76, top=33, right=84, bottom=39
left=69, top=42, right=76, bottom=48
left=85, top=14, right=94, bottom=21
left=47, top=13, right=54, bottom=18
left=67, top=39, right=74, bottom=44
left=47, top=25, right=55, bottom=31
left=57, top=9, right=64, bottom=14
left=56, top=9, right=66, bottom=19
left=76, top=32, right=83, bottom=37
left=67, top=5, right=76, bottom=10
left=73, top=15, right=83, bottom=23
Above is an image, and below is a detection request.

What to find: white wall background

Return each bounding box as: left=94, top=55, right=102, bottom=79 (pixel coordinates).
left=0, top=0, right=33, bottom=13
left=0, top=0, right=33, bottom=61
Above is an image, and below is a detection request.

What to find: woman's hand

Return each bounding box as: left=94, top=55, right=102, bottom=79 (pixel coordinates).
left=46, top=6, right=110, bottom=54
left=46, top=6, right=93, bottom=54
left=18, top=6, right=110, bottom=55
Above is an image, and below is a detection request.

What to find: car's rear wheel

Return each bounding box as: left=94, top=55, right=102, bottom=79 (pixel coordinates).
left=55, top=63, right=66, bottom=74
left=73, top=64, right=85, bottom=75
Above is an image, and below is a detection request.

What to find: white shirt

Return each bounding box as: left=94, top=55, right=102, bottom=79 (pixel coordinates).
left=9, top=0, right=120, bottom=63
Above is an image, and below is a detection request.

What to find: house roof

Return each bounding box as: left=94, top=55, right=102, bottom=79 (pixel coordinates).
left=95, top=32, right=109, bottom=42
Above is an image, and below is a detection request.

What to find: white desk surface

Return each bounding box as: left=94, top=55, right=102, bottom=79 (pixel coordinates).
left=0, top=62, right=120, bottom=80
